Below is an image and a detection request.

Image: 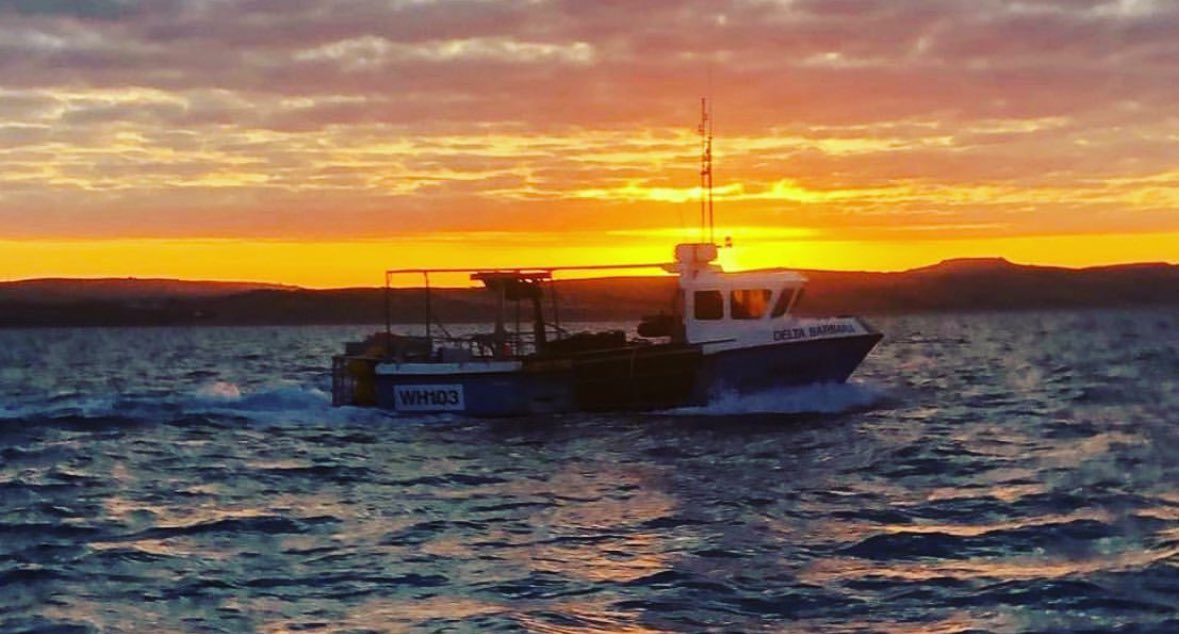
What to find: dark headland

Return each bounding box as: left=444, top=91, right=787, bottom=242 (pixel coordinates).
left=2, top=258, right=1178, bottom=328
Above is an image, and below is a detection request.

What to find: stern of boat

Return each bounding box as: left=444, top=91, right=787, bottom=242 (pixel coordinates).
left=331, top=355, right=379, bottom=407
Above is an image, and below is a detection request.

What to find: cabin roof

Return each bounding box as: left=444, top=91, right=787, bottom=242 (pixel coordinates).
left=470, top=271, right=551, bottom=283
left=686, top=268, right=807, bottom=287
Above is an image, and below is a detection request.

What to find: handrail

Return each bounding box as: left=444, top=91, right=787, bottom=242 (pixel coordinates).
left=384, top=262, right=670, bottom=275
left=381, top=262, right=678, bottom=357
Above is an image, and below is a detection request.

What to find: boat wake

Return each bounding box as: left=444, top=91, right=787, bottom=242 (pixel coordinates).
left=670, top=381, right=889, bottom=416
left=0, top=381, right=386, bottom=427
left=186, top=381, right=342, bottom=422
left=2, top=380, right=889, bottom=427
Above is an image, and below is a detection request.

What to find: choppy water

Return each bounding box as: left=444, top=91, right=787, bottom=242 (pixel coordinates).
left=2, top=310, right=1178, bottom=633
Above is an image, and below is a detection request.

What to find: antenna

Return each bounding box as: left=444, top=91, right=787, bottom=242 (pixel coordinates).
left=698, top=97, right=715, bottom=244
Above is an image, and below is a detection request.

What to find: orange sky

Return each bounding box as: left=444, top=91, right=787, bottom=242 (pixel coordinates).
left=2, top=0, right=1177, bottom=287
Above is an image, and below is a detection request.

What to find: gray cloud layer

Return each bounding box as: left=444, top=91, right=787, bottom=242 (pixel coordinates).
left=4, top=0, right=1177, bottom=126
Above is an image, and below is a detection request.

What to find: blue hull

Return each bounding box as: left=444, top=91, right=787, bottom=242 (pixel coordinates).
left=368, top=333, right=881, bottom=417
left=700, top=333, right=882, bottom=396
left=374, top=370, right=574, bottom=417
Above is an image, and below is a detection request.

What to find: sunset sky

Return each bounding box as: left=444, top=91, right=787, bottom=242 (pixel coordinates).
left=2, top=0, right=1178, bottom=287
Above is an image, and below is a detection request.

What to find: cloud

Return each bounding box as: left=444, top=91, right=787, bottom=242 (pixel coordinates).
left=0, top=0, right=137, bottom=19
left=2, top=0, right=1179, bottom=247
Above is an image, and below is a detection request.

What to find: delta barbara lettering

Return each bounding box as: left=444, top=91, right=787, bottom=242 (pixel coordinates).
left=773, top=323, right=856, bottom=342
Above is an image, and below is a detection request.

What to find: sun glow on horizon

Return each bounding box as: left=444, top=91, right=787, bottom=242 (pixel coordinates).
left=4, top=1, right=1179, bottom=284
left=2, top=229, right=1176, bottom=289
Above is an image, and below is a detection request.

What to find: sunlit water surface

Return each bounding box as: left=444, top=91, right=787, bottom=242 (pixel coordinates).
left=2, top=310, right=1179, bottom=633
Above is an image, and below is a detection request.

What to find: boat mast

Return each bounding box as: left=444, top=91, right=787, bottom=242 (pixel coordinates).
left=698, top=97, right=715, bottom=245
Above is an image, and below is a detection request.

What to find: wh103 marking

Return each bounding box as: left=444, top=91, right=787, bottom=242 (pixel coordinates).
left=392, top=384, right=465, bottom=412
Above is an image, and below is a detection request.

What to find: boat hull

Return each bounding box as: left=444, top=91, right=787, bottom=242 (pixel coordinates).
left=700, top=333, right=882, bottom=396
left=374, top=370, right=572, bottom=417
left=351, top=333, right=881, bottom=417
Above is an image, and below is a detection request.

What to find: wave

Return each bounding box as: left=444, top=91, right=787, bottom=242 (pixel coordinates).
left=3, top=379, right=889, bottom=426
left=188, top=381, right=333, bottom=416
left=0, top=381, right=389, bottom=426
left=670, top=381, right=889, bottom=416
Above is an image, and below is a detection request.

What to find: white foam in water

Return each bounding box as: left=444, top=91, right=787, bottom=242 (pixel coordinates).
left=191, top=381, right=326, bottom=411
left=194, top=381, right=242, bottom=401
left=186, top=381, right=419, bottom=425
left=0, top=379, right=415, bottom=426
left=3, top=379, right=885, bottom=424
left=671, top=381, right=887, bottom=416
left=184, top=381, right=354, bottom=424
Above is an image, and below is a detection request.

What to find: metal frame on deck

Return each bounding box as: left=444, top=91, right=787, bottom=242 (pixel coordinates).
left=382, top=262, right=670, bottom=354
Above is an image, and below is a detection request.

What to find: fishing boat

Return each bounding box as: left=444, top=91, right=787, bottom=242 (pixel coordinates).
left=330, top=101, right=882, bottom=416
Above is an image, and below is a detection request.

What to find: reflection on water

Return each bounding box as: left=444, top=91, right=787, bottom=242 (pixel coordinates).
left=2, top=311, right=1179, bottom=631
left=804, top=544, right=1179, bottom=585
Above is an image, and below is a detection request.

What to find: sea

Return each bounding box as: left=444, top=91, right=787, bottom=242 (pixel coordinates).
left=2, top=309, right=1178, bottom=633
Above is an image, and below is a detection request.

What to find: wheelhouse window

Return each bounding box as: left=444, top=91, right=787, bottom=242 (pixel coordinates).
left=771, top=288, right=795, bottom=318
left=694, top=290, right=724, bottom=320
left=731, top=289, right=772, bottom=319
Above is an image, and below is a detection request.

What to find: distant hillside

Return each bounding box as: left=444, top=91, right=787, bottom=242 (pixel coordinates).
left=1, top=259, right=1178, bottom=328
left=794, top=258, right=1179, bottom=315
left=0, top=277, right=296, bottom=304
